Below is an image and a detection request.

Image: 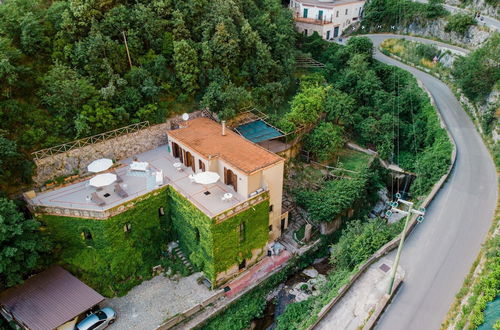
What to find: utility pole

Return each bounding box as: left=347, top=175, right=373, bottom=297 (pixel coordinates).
left=122, top=31, right=133, bottom=69
left=386, top=194, right=425, bottom=295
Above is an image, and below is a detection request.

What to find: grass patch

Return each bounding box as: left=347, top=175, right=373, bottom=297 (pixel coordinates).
left=334, top=149, right=372, bottom=173
left=380, top=38, right=454, bottom=79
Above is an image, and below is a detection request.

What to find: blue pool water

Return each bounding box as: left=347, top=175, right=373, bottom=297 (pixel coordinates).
left=236, top=120, right=283, bottom=143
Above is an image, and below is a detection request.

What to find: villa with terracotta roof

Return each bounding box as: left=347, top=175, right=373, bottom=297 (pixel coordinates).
left=25, top=116, right=288, bottom=288
left=168, top=117, right=286, bottom=241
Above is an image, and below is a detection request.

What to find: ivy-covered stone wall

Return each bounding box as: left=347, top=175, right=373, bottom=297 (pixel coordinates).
left=39, top=187, right=171, bottom=297
left=39, top=186, right=270, bottom=295
left=212, top=200, right=269, bottom=277
left=168, top=188, right=270, bottom=285
left=168, top=188, right=215, bottom=279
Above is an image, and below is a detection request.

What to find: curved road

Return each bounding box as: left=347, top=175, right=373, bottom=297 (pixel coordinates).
left=360, top=34, right=497, bottom=329
left=415, top=0, right=499, bottom=31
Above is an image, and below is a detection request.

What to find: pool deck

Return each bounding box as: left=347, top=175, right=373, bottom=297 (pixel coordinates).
left=29, top=145, right=243, bottom=218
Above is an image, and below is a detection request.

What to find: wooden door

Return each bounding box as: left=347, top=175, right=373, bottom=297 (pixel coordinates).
left=224, top=168, right=238, bottom=192
left=172, top=142, right=180, bottom=158
left=185, top=152, right=195, bottom=172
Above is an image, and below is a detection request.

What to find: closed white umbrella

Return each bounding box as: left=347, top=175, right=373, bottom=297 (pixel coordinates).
left=87, top=158, right=113, bottom=173
left=89, top=173, right=117, bottom=187
left=193, top=171, right=220, bottom=185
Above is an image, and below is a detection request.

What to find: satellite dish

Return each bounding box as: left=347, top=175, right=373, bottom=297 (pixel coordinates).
left=182, top=113, right=189, bottom=121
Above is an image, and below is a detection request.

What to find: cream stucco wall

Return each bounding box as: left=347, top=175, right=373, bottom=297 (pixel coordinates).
left=167, top=132, right=286, bottom=241
left=216, top=158, right=248, bottom=198
left=261, top=161, right=285, bottom=241
left=290, top=0, right=365, bottom=39
left=168, top=138, right=207, bottom=173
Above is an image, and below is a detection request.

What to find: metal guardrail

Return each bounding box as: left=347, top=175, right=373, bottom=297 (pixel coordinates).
left=31, top=121, right=150, bottom=160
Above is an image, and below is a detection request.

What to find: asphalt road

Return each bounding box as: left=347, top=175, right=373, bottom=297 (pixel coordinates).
left=442, top=4, right=499, bottom=31
left=414, top=0, right=499, bottom=31
left=361, top=35, right=497, bottom=329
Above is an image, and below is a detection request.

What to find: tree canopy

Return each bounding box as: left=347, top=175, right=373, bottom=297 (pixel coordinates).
left=0, top=0, right=296, bottom=192
left=0, top=198, right=49, bottom=289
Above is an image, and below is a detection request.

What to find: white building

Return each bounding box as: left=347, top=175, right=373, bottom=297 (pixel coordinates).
left=290, top=0, right=365, bottom=39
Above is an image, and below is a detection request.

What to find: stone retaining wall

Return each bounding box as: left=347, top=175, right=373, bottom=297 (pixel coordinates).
left=33, top=123, right=169, bottom=186
left=33, top=111, right=205, bottom=186
left=156, top=289, right=226, bottom=329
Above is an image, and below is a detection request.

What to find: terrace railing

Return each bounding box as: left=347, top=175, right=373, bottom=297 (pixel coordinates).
left=214, top=190, right=270, bottom=223
left=32, top=121, right=150, bottom=160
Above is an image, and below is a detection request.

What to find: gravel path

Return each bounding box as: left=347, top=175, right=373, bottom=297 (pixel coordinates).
left=107, top=273, right=214, bottom=330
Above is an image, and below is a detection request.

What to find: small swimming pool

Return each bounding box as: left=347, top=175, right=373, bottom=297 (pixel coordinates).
left=235, top=120, right=283, bottom=143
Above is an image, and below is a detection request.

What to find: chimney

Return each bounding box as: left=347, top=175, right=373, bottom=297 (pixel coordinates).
left=222, top=121, right=226, bottom=136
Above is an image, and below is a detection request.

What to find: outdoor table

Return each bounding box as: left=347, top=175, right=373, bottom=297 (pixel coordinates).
left=223, top=193, right=233, bottom=202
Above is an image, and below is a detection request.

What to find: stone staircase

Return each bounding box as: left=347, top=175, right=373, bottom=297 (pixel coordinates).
left=278, top=206, right=309, bottom=254
left=173, top=246, right=194, bottom=273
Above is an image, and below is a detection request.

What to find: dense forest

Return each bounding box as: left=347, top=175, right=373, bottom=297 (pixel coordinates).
left=281, top=34, right=452, bottom=197
left=0, top=0, right=296, bottom=192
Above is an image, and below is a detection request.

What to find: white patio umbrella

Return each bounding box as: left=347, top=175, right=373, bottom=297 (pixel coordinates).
left=193, top=172, right=220, bottom=185
left=89, top=173, right=117, bottom=188
left=87, top=158, right=113, bottom=173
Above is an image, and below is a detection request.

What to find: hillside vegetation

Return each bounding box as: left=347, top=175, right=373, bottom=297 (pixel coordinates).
left=285, top=34, right=453, bottom=198
left=0, top=0, right=295, bottom=192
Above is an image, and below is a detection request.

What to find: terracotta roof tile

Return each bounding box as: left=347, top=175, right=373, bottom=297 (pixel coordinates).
left=168, top=117, right=283, bottom=174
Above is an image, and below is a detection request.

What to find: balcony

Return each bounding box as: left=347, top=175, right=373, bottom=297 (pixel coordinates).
left=294, top=12, right=334, bottom=25
left=27, top=145, right=263, bottom=220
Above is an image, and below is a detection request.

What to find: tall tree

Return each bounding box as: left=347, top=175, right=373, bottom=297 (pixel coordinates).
left=0, top=198, right=49, bottom=289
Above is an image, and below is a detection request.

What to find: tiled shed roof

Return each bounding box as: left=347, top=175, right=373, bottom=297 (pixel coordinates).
left=0, top=266, right=104, bottom=330
left=168, top=117, right=283, bottom=174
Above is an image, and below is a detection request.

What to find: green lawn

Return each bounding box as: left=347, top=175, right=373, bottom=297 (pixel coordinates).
left=334, top=149, right=372, bottom=172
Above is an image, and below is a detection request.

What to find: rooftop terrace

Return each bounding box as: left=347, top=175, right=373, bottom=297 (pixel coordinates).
left=28, top=145, right=264, bottom=220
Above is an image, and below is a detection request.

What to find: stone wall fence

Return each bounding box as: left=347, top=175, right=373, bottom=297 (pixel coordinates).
left=156, top=289, right=226, bottom=330
left=32, top=111, right=206, bottom=187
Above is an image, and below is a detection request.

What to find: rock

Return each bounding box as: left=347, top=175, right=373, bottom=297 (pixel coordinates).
left=387, top=211, right=406, bottom=224
left=312, top=274, right=327, bottom=285
left=439, top=53, right=456, bottom=68
left=313, top=257, right=327, bottom=264
left=293, top=282, right=310, bottom=291
left=302, top=267, right=319, bottom=278
left=401, top=18, right=491, bottom=49
left=294, top=291, right=310, bottom=302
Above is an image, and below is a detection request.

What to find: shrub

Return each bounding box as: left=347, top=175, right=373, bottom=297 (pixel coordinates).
left=330, top=218, right=403, bottom=269
left=415, top=43, right=439, bottom=61
left=445, top=14, right=477, bottom=35
left=453, top=34, right=500, bottom=103
left=304, top=122, right=344, bottom=162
